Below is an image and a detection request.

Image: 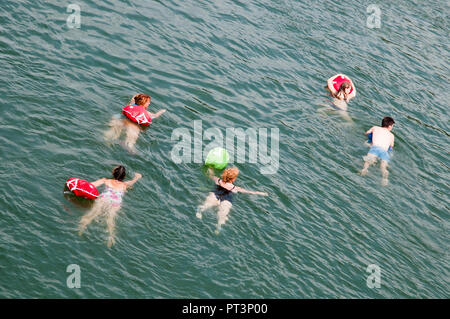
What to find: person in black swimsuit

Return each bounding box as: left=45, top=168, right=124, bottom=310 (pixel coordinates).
left=196, top=167, right=268, bottom=233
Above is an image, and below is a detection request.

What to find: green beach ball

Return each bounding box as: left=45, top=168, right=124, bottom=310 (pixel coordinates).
left=205, top=147, right=229, bottom=170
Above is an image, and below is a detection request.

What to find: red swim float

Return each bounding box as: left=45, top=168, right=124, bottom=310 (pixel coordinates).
left=331, top=75, right=353, bottom=94
left=122, top=104, right=152, bottom=125
left=66, top=178, right=99, bottom=199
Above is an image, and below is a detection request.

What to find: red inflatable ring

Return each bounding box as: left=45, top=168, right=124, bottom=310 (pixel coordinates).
left=122, top=104, right=152, bottom=125
left=331, top=75, right=353, bottom=94
left=66, top=178, right=99, bottom=199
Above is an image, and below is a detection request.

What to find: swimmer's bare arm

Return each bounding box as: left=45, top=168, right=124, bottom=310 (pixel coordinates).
left=365, top=126, right=376, bottom=135
left=148, top=109, right=166, bottom=119
left=390, top=135, right=395, bottom=149
left=347, top=79, right=356, bottom=100
left=234, top=186, right=268, bottom=196
left=125, top=173, right=142, bottom=188
left=327, top=76, right=338, bottom=95
left=207, top=167, right=220, bottom=183
left=91, top=178, right=106, bottom=187
left=129, top=94, right=138, bottom=105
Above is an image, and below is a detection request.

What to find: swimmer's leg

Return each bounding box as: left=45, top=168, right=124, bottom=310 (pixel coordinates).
left=317, top=106, right=329, bottom=113
left=337, top=110, right=353, bottom=123
left=317, top=106, right=332, bottom=120
left=216, top=200, right=232, bottom=233
left=124, top=122, right=140, bottom=152
left=104, top=117, right=124, bottom=141
left=332, top=98, right=348, bottom=111
left=380, top=160, right=389, bottom=186
left=106, top=205, right=120, bottom=248
left=196, top=192, right=219, bottom=219
left=79, top=198, right=105, bottom=235
left=361, top=153, right=377, bottom=176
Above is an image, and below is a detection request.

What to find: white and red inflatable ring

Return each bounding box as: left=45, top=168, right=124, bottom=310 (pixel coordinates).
left=122, top=104, right=152, bottom=125
left=66, top=178, right=99, bottom=199
left=332, top=75, right=353, bottom=94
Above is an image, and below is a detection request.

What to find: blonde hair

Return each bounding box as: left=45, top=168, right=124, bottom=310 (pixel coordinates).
left=221, top=167, right=239, bottom=183
left=134, top=94, right=151, bottom=106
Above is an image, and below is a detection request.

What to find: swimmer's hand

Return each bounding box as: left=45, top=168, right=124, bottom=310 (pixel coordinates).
left=125, top=173, right=142, bottom=188
left=129, top=94, right=138, bottom=105
left=248, top=191, right=268, bottom=196
left=149, top=109, right=166, bottom=119
left=237, top=188, right=268, bottom=196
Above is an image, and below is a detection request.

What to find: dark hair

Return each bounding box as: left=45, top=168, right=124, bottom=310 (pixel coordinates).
left=112, top=165, right=126, bottom=181
left=337, top=81, right=351, bottom=100
left=381, top=117, right=395, bottom=128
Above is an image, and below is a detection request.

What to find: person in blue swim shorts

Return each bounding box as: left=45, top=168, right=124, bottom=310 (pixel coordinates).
left=361, top=117, right=395, bottom=186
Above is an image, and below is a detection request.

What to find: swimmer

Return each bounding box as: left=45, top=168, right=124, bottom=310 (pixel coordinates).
left=78, top=165, right=142, bottom=247
left=317, top=101, right=353, bottom=122
left=196, top=167, right=268, bottom=233
left=104, top=93, right=166, bottom=152
left=326, top=74, right=356, bottom=110
left=360, top=117, right=395, bottom=186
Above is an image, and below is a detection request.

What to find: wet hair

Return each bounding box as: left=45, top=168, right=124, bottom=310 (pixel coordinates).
left=381, top=117, right=395, bottom=128
left=112, top=165, right=126, bottom=181
left=134, top=94, right=151, bottom=106
left=221, top=167, right=239, bottom=183
left=337, top=81, right=351, bottom=100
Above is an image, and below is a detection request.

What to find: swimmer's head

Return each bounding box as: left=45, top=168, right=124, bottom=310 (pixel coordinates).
left=112, top=165, right=126, bottom=181
left=221, top=167, right=239, bottom=183
left=382, top=117, right=395, bottom=129
left=337, top=81, right=352, bottom=98
left=341, top=81, right=352, bottom=94
left=134, top=94, right=151, bottom=108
